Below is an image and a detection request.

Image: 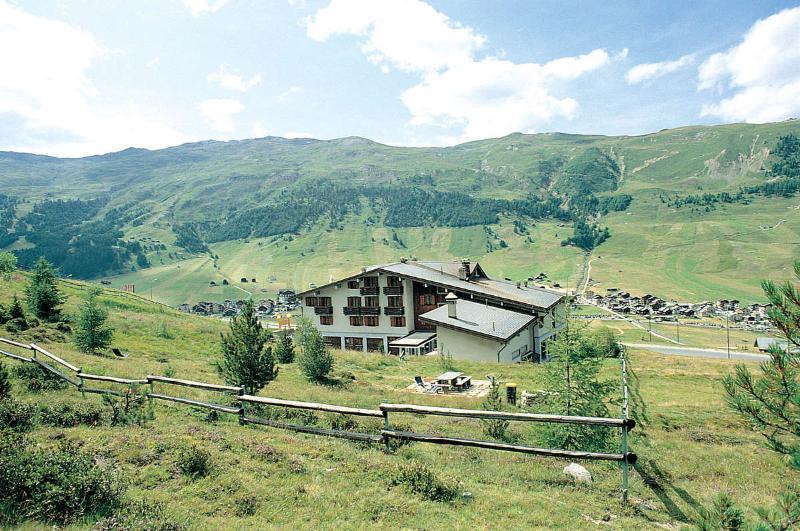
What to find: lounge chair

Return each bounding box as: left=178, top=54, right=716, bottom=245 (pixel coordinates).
left=414, top=376, right=440, bottom=393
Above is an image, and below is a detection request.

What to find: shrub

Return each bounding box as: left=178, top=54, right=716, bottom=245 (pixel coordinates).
left=0, top=360, right=10, bottom=399
left=390, top=462, right=460, bottom=502
left=0, top=398, right=36, bottom=431
left=13, top=363, right=68, bottom=392
left=39, top=402, right=105, bottom=428
left=102, top=387, right=148, bottom=427
left=0, top=302, right=8, bottom=325
left=480, top=377, right=512, bottom=442
left=297, top=318, right=333, bottom=382
left=233, top=495, right=259, bottom=517
left=0, top=436, right=125, bottom=525
left=175, top=445, right=211, bottom=479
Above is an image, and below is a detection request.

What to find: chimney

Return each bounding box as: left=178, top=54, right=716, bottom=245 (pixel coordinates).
left=459, top=258, right=470, bottom=281
left=445, top=292, right=458, bottom=319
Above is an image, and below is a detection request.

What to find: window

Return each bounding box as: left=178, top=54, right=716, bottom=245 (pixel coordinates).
left=320, top=316, right=333, bottom=325
left=390, top=316, right=406, bottom=327
left=363, top=276, right=378, bottom=287
left=345, top=337, right=363, bottom=350
left=387, top=275, right=401, bottom=287
left=323, top=336, right=342, bottom=348
left=347, top=280, right=359, bottom=289
left=349, top=316, right=363, bottom=326
left=363, top=316, right=379, bottom=327
left=347, top=296, right=361, bottom=307
left=366, top=338, right=384, bottom=352
left=420, top=294, right=435, bottom=305
left=364, top=296, right=379, bottom=308
left=318, top=296, right=332, bottom=307
left=387, top=295, right=403, bottom=308
left=305, top=296, right=317, bottom=307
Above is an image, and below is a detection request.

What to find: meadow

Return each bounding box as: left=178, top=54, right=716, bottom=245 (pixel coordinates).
left=0, top=274, right=794, bottom=528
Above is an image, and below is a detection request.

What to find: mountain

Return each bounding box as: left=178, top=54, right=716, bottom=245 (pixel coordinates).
left=1, top=120, right=799, bottom=304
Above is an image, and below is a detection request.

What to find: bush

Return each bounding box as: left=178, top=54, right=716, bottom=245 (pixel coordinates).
left=93, top=499, right=186, bottom=531
left=13, top=363, right=68, bottom=392
left=102, top=387, right=148, bottom=427
left=39, top=402, right=106, bottom=428
left=0, top=398, right=36, bottom=431
left=480, top=378, right=512, bottom=442
left=0, top=360, right=10, bottom=399
left=390, top=462, right=460, bottom=502
left=175, top=445, right=211, bottom=479
left=0, top=436, right=125, bottom=525
left=297, top=319, right=333, bottom=382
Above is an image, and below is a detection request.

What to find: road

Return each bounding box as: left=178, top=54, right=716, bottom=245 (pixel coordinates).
left=624, top=342, right=769, bottom=362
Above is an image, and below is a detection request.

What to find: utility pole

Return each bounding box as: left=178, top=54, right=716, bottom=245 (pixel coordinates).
left=725, top=312, right=731, bottom=359
left=676, top=317, right=680, bottom=344
left=648, top=314, right=652, bottom=342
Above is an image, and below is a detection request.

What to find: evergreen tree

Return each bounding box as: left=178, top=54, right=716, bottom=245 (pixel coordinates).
left=73, top=287, right=114, bottom=355
left=0, top=360, right=10, bottom=400
left=218, top=300, right=277, bottom=394
left=0, top=302, right=7, bottom=325
left=275, top=330, right=295, bottom=363
left=0, top=251, right=16, bottom=281
left=540, top=322, right=617, bottom=451
left=25, top=257, right=64, bottom=321
left=9, top=295, right=25, bottom=320
left=724, top=259, right=800, bottom=462
left=296, top=318, right=333, bottom=382
left=480, top=377, right=510, bottom=441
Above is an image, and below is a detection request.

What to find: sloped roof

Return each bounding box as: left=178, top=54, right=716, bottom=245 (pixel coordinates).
left=298, top=259, right=563, bottom=311
left=419, top=298, right=535, bottom=341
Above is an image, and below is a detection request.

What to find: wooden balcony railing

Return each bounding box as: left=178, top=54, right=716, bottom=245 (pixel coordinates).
left=382, top=286, right=403, bottom=295
left=314, top=306, right=333, bottom=315
left=383, top=306, right=405, bottom=316
left=360, top=287, right=379, bottom=296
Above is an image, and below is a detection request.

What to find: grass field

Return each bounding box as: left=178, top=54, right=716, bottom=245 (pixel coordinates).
left=0, top=273, right=795, bottom=528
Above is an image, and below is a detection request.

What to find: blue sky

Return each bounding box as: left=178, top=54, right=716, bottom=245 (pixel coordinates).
left=1, top=0, right=799, bottom=156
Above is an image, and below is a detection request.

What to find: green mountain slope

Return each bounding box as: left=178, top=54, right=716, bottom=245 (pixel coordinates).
left=1, top=120, right=799, bottom=304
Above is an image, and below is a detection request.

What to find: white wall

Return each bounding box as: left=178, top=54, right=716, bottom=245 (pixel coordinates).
left=436, top=326, right=505, bottom=363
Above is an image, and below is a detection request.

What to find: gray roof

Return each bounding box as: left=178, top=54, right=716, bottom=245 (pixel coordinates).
left=379, top=261, right=563, bottom=310
left=419, top=298, right=535, bottom=341
left=298, top=259, right=563, bottom=311
left=754, top=337, right=797, bottom=352
left=389, top=331, right=437, bottom=347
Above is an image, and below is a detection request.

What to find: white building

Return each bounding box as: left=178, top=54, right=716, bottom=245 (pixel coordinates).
left=297, top=258, right=565, bottom=363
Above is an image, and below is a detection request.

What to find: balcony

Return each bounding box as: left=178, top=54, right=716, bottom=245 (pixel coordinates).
left=382, top=286, right=403, bottom=295
left=343, top=306, right=381, bottom=316
left=343, top=306, right=361, bottom=316
left=383, top=306, right=405, bottom=316
left=360, top=286, right=379, bottom=296
left=314, top=306, right=333, bottom=315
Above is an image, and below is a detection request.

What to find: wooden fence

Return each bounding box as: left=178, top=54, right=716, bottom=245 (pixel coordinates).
left=0, top=336, right=637, bottom=503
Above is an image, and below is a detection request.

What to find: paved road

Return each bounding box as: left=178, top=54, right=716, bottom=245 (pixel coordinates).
left=624, top=342, right=769, bottom=362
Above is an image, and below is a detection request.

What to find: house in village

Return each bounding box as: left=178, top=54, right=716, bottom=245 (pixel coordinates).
left=298, top=258, right=566, bottom=363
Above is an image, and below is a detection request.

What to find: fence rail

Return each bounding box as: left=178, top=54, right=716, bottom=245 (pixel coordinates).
left=0, top=335, right=637, bottom=504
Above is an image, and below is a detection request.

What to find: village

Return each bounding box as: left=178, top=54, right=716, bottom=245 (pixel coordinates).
left=178, top=289, right=300, bottom=317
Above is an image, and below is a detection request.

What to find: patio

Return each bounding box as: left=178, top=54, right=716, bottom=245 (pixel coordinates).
left=405, top=377, right=493, bottom=398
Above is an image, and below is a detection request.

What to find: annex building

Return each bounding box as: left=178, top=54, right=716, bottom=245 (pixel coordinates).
left=298, top=258, right=565, bottom=363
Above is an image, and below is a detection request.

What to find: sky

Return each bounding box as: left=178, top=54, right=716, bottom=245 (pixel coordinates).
left=1, top=0, right=799, bottom=157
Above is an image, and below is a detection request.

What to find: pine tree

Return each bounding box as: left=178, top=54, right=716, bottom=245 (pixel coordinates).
left=297, top=318, right=333, bottom=382
left=724, top=259, right=800, bottom=462
left=0, top=360, right=11, bottom=400
left=73, top=287, right=114, bottom=355
left=25, top=257, right=64, bottom=321
left=275, top=329, right=295, bottom=363
left=218, top=300, right=277, bottom=394
left=9, top=295, right=25, bottom=320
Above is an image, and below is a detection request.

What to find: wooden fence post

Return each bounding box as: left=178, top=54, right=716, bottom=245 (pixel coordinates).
left=238, top=387, right=245, bottom=426
left=620, top=347, right=630, bottom=506
left=78, top=366, right=85, bottom=399
left=382, top=400, right=390, bottom=452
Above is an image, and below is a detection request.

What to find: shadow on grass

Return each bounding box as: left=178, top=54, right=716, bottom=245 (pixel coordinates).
left=633, top=457, right=704, bottom=524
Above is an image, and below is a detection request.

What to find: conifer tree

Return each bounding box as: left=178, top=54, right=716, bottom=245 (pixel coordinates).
left=274, top=329, right=295, bottom=363
left=25, top=257, right=64, bottom=321
left=0, top=251, right=16, bottom=281
left=74, top=287, right=114, bottom=355
left=219, top=300, right=277, bottom=394
left=297, top=318, right=333, bottom=382
left=9, top=295, right=25, bottom=320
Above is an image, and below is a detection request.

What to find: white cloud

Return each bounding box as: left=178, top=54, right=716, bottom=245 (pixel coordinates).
left=277, top=86, right=303, bottom=102
left=0, top=1, right=188, bottom=156
left=146, top=56, right=161, bottom=68
left=251, top=122, right=269, bottom=137
left=306, top=0, right=486, bottom=74
left=199, top=98, right=244, bottom=132
left=182, top=0, right=230, bottom=17
left=698, top=6, right=800, bottom=122
left=206, top=65, right=261, bottom=92
left=626, top=53, right=694, bottom=84
left=306, top=0, right=613, bottom=142
left=402, top=52, right=609, bottom=142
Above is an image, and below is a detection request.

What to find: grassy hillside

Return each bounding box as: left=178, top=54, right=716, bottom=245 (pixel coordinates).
left=0, top=273, right=792, bottom=528
left=2, top=120, right=800, bottom=304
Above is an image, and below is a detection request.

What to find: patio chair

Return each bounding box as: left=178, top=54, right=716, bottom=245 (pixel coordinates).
left=414, top=376, right=439, bottom=393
